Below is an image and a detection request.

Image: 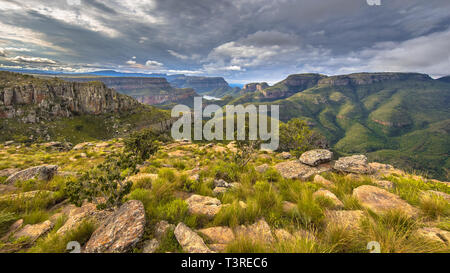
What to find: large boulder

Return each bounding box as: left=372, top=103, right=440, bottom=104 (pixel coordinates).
left=84, top=200, right=146, bottom=253
left=334, top=155, right=372, bottom=174
left=274, top=160, right=331, bottom=180
left=313, top=175, right=334, bottom=187
left=353, top=185, right=419, bottom=217
left=234, top=219, right=274, bottom=245
left=174, top=222, right=213, bottom=253
left=5, top=165, right=58, bottom=184
left=12, top=220, right=53, bottom=243
left=299, top=149, right=333, bottom=166
left=324, top=210, right=364, bottom=230
left=185, top=195, right=222, bottom=218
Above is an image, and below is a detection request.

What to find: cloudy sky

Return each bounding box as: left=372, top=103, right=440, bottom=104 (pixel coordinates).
left=0, top=0, right=449, bottom=83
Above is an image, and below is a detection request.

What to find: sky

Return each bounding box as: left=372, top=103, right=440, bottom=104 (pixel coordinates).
left=0, top=0, right=449, bottom=84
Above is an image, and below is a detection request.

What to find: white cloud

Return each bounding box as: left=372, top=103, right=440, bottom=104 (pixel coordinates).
left=126, top=60, right=136, bottom=65
left=0, top=48, right=5, bottom=57
left=167, top=50, right=189, bottom=60
left=145, top=60, right=163, bottom=68
left=8, top=55, right=57, bottom=64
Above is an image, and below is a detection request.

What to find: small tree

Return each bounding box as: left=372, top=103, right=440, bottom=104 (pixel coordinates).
left=278, top=118, right=328, bottom=157
left=123, top=129, right=162, bottom=163
left=65, top=153, right=136, bottom=209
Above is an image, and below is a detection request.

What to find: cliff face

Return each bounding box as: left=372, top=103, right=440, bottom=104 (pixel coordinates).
left=61, top=76, right=198, bottom=105
left=0, top=72, right=139, bottom=123
left=169, top=76, right=231, bottom=93
left=261, top=74, right=327, bottom=99
left=242, top=82, right=269, bottom=93
left=317, top=73, right=431, bottom=86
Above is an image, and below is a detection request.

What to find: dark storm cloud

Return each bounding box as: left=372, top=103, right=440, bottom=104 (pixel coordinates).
left=0, top=0, right=449, bottom=82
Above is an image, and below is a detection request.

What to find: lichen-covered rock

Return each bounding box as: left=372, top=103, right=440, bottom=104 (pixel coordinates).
left=56, top=203, right=111, bottom=235
left=198, top=226, right=235, bottom=244
left=274, top=160, right=331, bottom=180
left=0, top=184, right=18, bottom=195
left=0, top=168, right=19, bottom=177
left=174, top=222, right=213, bottom=253
left=5, top=165, right=58, bottom=184
left=84, top=200, right=146, bottom=253
left=417, top=227, right=450, bottom=245
left=213, top=179, right=232, bottom=188
left=213, top=187, right=228, bottom=195
left=43, top=142, right=72, bottom=151
left=234, top=219, right=274, bottom=244
left=353, top=185, right=419, bottom=217
left=334, top=155, right=372, bottom=174
left=299, top=149, right=333, bottom=166
left=185, top=195, right=222, bottom=218
left=278, top=152, right=292, bottom=159
left=324, top=210, right=364, bottom=230
left=12, top=220, right=52, bottom=243
left=313, top=189, right=344, bottom=209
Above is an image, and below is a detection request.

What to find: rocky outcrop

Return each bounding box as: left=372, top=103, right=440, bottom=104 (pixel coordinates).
left=324, top=210, right=364, bottom=230
left=185, top=195, right=222, bottom=218
left=5, top=165, right=58, bottom=184
left=0, top=72, right=139, bottom=122
left=198, top=226, right=235, bottom=245
left=174, top=222, right=213, bottom=253
left=334, top=155, right=372, bottom=174
left=299, top=149, right=333, bottom=166
left=242, top=82, right=269, bottom=93
left=353, top=185, right=419, bottom=217
left=84, top=200, right=146, bottom=253
left=12, top=220, right=52, bottom=243
left=274, top=160, right=332, bottom=180
left=260, top=74, right=326, bottom=99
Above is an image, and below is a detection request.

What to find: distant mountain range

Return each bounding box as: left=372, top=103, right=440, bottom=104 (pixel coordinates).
left=229, top=72, right=450, bottom=180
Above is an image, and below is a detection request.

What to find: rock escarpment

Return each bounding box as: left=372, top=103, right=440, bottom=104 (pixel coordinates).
left=0, top=72, right=139, bottom=123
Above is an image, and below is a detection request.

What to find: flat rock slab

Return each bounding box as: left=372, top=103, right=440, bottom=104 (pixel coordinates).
left=234, top=219, right=274, bottom=245
left=186, top=194, right=222, bottom=218
left=84, top=200, right=146, bottom=253
left=324, top=210, right=364, bottom=230
left=174, top=222, right=213, bottom=253
left=417, top=227, right=450, bottom=245
left=334, top=155, right=372, bottom=174
left=353, top=185, right=419, bottom=217
left=198, top=226, right=235, bottom=244
left=300, top=149, right=333, bottom=166
left=13, top=220, right=52, bottom=243
left=274, top=160, right=331, bottom=180
left=56, top=203, right=112, bottom=235
left=6, top=165, right=58, bottom=184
